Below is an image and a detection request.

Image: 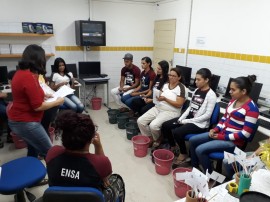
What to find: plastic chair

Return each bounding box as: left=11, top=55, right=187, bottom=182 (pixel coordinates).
left=0, top=157, right=47, bottom=202
left=42, top=186, right=105, bottom=202
left=209, top=122, right=259, bottom=173
left=185, top=102, right=220, bottom=140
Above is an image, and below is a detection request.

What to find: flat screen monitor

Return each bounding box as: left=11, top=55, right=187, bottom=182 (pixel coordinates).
left=224, top=77, right=263, bottom=105
left=210, top=74, right=221, bottom=92
left=175, top=65, right=192, bottom=87
left=0, top=66, right=8, bottom=84
left=51, top=64, right=78, bottom=78
left=78, top=61, right=101, bottom=76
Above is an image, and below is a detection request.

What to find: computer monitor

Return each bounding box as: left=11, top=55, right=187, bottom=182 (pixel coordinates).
left=175, top=65, right=192, bottom=87
left=0, top=66, right=8, bottom=84
left=223, top=77, right=263, bottom=105
left=78, top=61, right=101, bottom=76
left=210, top=74, right=221, bottom=92
left=51, top=64, right=78, bottom=78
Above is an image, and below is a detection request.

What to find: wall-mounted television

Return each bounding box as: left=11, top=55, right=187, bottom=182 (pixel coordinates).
left=75, top=20, right=106, bottom=46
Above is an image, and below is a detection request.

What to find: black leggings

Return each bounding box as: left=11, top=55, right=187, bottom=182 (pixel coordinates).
left=131, top=98, right=154, bottom=115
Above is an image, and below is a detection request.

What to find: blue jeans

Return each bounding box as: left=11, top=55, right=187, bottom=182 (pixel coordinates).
left=121, top=94, right=140, bottom=108
left=189, top=132, right=235, bottom=173
left=64, top=94, right=84, bottom=113
left=8, top=120, right=52, bottom=157
left=0, top=99, right=7, bottom=121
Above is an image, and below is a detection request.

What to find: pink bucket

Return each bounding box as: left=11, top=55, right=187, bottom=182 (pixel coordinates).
left=153, top=149, right=174, bottom=175
left=131, top=135, right=150, bottom=157
left=91, top=97, right=102, bottom=110
left=172, top=167, right=192, bottom=198
left=49, top=127, right=55, bottom=143
left=10, top=132, right=27, bottom=149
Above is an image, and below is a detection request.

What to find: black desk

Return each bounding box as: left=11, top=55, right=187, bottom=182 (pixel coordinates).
left=78, top=77, right=110, bottom=108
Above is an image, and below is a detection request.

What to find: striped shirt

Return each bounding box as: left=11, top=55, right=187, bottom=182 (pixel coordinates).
left=213, top=99, right=259, bottom=147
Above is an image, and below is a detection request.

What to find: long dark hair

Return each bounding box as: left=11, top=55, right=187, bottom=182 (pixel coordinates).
left=196, top=68, right=212, bottom=85
left=53, top=57, right=72, bottom=84
left=233, top=75, right=256, bottom=95
left=55, top=110, right=95, bottom=150
left=156, top=60, right=169, bottom=88
left=18, top=44, right=46, bottom=75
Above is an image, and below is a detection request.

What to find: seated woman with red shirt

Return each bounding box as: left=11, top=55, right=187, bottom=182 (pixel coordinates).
left=46, top=110, right=125, bottom=202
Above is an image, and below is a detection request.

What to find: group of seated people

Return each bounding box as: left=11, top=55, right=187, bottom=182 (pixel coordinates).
left=111, top=53, right=260, bottom=178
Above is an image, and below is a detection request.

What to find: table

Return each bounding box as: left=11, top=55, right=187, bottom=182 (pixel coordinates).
left=175, top=169, right=270, bottom=202
left=78, top=77, right=110, bottom=109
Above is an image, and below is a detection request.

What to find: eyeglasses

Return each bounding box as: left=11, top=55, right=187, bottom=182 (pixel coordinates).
left=168, top=74, right=178, bottom=78
left=95, top=125, right=98, bottom=132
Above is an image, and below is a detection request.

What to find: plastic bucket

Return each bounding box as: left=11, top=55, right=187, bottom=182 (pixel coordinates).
left=125, top=122, right=139, bottom=140
left=49, top=127, right=55, bottom=143
left=107, top=109, right=120, bottom=124
left=10, top=132, right=27, bottom=149
left=172, top=167, right=192, bottom=198
left=116, top=113, right=129, bottom=129
left=131, top=135, right=150, bottom=157
left=91, top=97, right=102, bottom=110
left=153, top=149, right=174, bottom=175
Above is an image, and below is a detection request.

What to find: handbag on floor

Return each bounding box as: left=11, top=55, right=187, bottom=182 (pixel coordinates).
left=102, top=174, right=125, bottom=202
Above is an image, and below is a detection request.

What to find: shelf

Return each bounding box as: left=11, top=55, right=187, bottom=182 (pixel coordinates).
left=0, top=53, right=55, bottom=58
left=0, top=33, right=54, bottom=37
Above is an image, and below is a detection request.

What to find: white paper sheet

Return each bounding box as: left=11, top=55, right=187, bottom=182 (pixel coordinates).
left=45, top=85, right=74, bottom=102
left=153, top=88, right=160, bottom=105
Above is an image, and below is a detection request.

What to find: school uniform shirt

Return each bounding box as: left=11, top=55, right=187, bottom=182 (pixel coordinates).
left=157, top=82, right=186, bottom=112
left=8, top=69, right=44, bottom=122
left=178, top=88, right=217, bottom=129
left=121, top=65, right=141, bottom=86
left=213, top=99, right=259, bottom=147
left=139, top=69, right=156, bottom=91
left=46, top=145, right=112, bottom=189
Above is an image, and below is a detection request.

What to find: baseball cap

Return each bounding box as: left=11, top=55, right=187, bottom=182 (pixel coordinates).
left=123, top=53, right=133, bottom=60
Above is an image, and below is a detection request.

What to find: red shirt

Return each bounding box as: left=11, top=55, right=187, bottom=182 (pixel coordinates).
left=121, top=65, right=141, bottom=86
left=8, top=69, right=44, bottom=122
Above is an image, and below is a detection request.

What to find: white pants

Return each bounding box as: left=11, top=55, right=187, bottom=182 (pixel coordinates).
left=110, top=85, right=134, bottom=107
left=137, top=106, right=180, bottom=141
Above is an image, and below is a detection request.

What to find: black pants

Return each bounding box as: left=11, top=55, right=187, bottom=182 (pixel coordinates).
left=41, top=106, right=59, bottom=136
left=162, top=118, right=207, bottom=154
left=131, top=98, right=155, bottom=115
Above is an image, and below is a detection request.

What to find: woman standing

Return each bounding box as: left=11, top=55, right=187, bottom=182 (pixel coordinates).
left=161, top=68, right=217, bottom=165
left=130, top=60, right=169, bottom=116
left=8, top=44, right=64, bottom=158
left=189, top=75, right=259, bottom=173
left=50, top=57, right=84, bottom=113
left=121, top=57, right=156, bottom=109
left=137, top=68, right=186, bottom=148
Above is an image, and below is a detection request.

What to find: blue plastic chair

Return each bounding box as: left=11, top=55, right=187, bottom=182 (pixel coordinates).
left=0, top=157, right=47, bottom=202
left=209, top=122, right=259, bottom=173
left=42, top=186, right=105, bottom=202
left=185, top=102, right=220, bottom=140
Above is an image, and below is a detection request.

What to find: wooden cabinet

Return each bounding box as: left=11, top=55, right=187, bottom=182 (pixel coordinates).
left=0, top=33, right=55, bottom=58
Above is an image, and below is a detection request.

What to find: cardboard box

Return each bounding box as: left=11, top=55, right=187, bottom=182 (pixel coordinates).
left=22, top=22, right=35, bottom=33
left=35, top=23, right=53, bottom=34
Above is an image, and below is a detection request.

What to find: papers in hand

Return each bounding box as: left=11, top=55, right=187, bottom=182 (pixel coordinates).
left=45, top=85, right=74, bottom=102
left=153, top=88, right=160, bottom=105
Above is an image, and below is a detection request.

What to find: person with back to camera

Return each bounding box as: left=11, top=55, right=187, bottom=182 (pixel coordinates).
left=45, top=110, right=125, bottom=202
left=161, top=68, right=217, bottom=166
left=121, top=56, right=156, bottom=109
left=7, top=44, right=64, bottom=158
left=189, top=75, right=259, bottom=173
left=110, top=53, right=141, bottom=112
left=137, top=68, right=187, bottom=148
left=50, top=57, right=84, bottom=113
left=130, top=60, right=169, bottom=116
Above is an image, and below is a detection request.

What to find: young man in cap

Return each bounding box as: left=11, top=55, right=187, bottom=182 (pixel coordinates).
left=111, top=53, right=141, bottom=111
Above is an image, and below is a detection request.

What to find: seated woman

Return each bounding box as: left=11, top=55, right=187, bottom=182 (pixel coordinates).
left=121, top=57, right=156, bottom=109
left=130, top=60, right=169, bottom=116
left=137, top=68, right=186, bottom=148
left=161, top=68, right=217, bottom=165
left=50, top=57, right=84, bottom=113
left=189, top=75, right=259, bottom=173
left=46, top=110, right=125, bottom=202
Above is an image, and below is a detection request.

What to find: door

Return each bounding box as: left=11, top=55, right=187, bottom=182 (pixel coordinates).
left=153, top=19, right=176, bottom=69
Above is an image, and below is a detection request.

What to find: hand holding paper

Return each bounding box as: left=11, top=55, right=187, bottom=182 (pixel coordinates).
left=45, top=85, right=75, bottom=102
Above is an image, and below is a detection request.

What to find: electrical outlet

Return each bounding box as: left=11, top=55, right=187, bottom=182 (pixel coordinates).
left=86, top=46, right=90, bottom=51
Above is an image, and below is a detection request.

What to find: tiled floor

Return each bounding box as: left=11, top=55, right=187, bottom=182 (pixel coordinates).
left=0, top=103, right=179, bottom=202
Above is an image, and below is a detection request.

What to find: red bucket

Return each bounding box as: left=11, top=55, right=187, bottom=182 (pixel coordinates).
left=153, top=149, right=174, bottom=175
left=131, top=135, right=150, bottom=157
left=10, top=132, right=27, bottom=149
left=49, top=127, right=55, bottom=143
left=91, top=97, right=102, bottom=110
left=172, top=167, right=192, bottom=198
